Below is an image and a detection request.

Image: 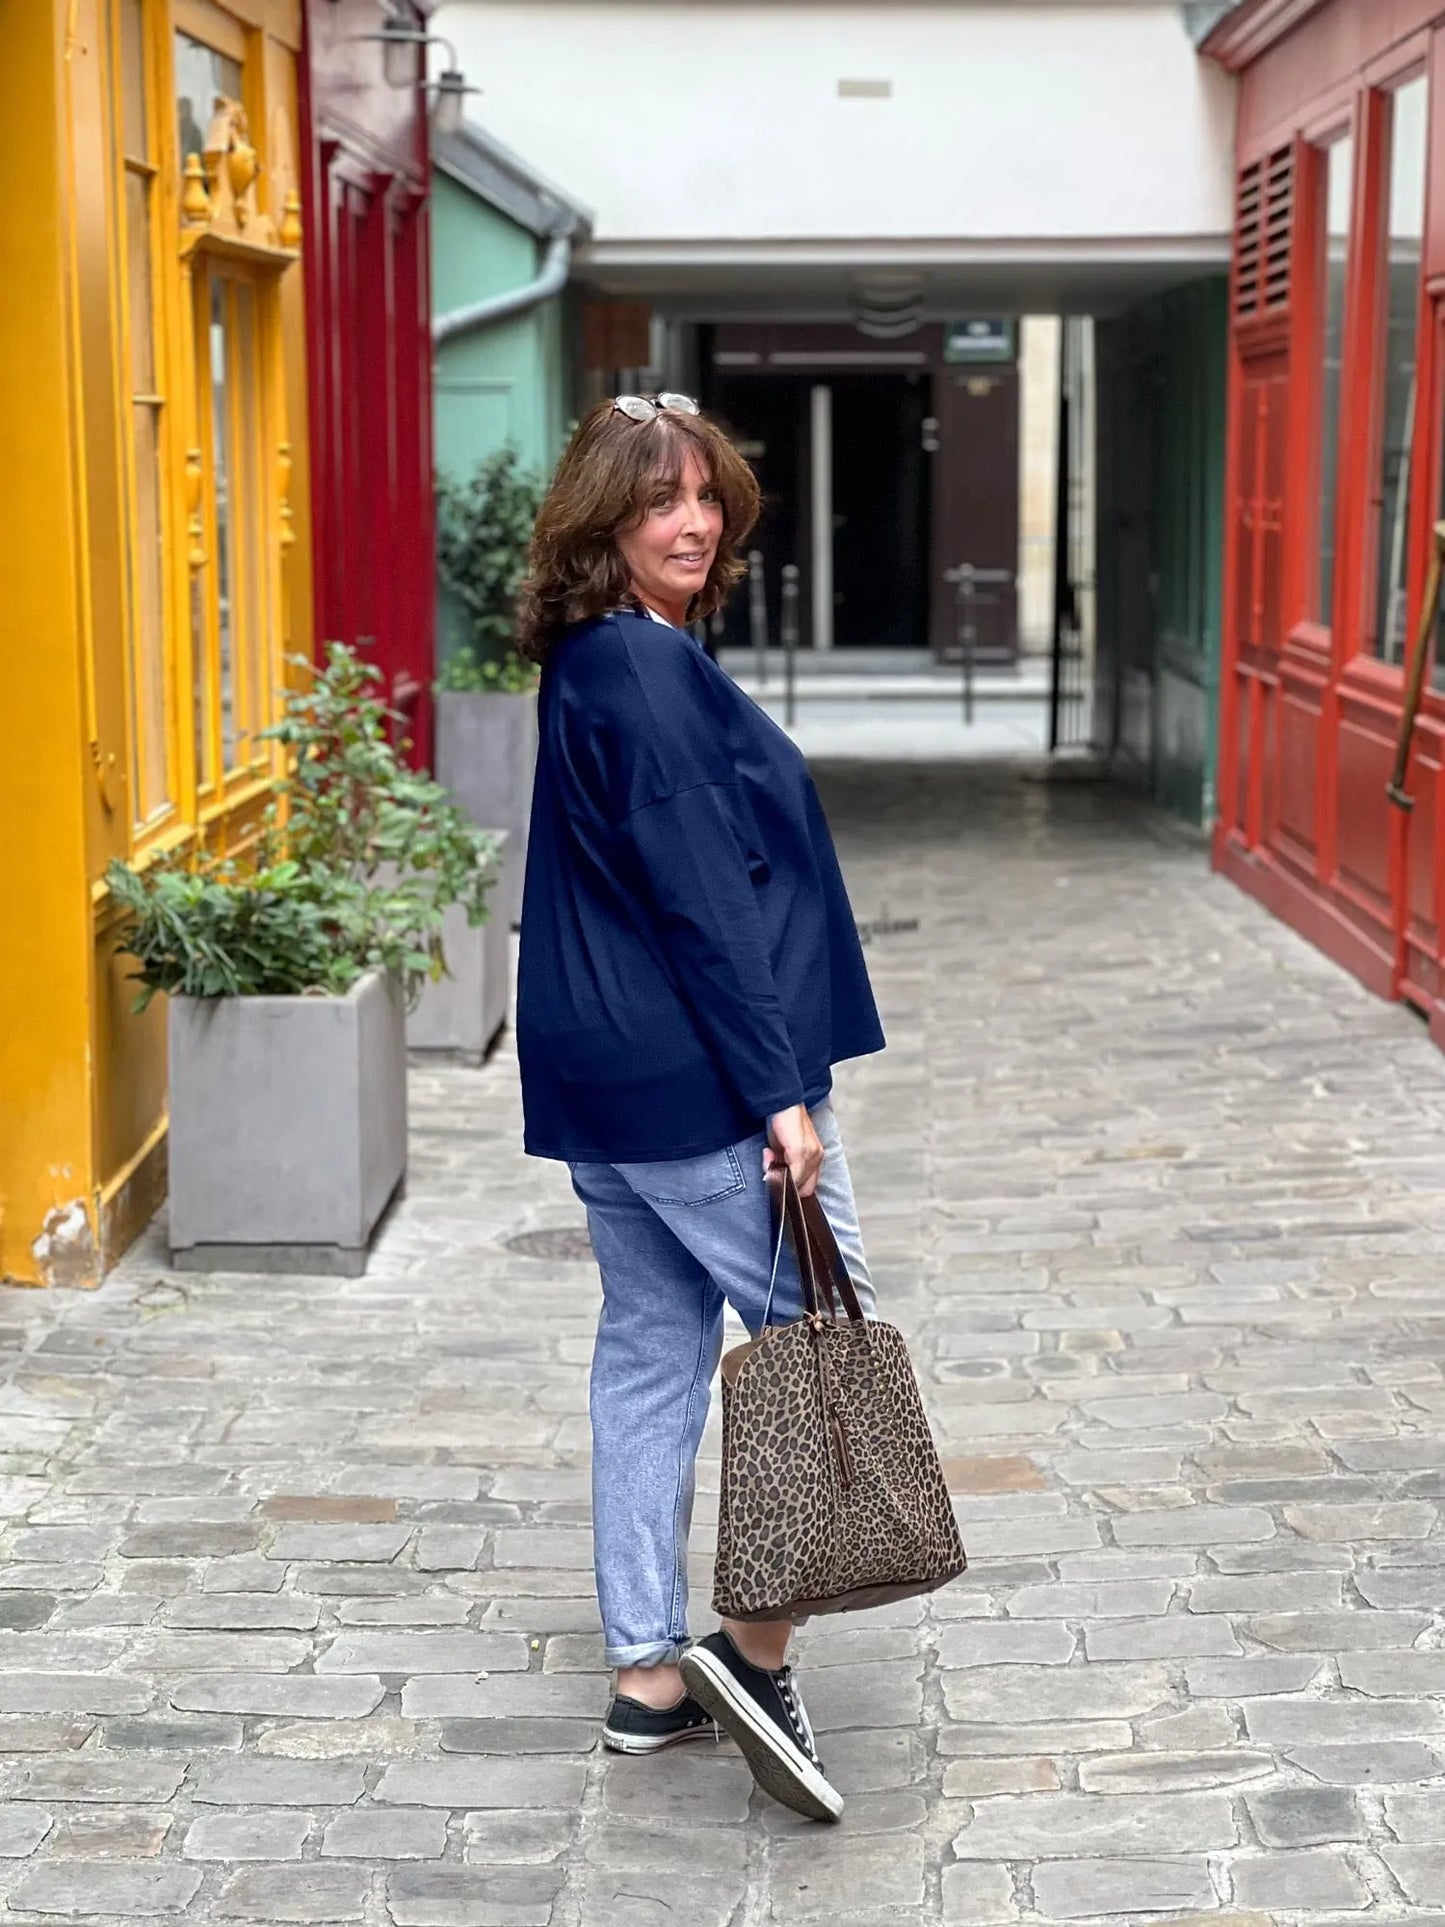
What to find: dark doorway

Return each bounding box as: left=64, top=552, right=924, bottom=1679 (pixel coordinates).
left=706, top=370, right=932, bottom=650
left=708, top=375, right=809, bottom=652
left=831, top=373, right=931, bottom=650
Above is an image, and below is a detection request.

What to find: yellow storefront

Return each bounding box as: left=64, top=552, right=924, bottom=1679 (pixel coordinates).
left=0, top=1, right=313, bottom=1285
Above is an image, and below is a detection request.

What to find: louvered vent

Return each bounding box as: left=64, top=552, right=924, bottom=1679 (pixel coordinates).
left=1235, top=144, right=1295, bottom=322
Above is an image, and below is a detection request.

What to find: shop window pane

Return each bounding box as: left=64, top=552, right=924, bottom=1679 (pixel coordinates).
left=209, top=278, right=238, bottom=770
left=232, top=281, right=269, bottom=755
left=116, top=1, right=169, bottom=827
left=175, top=31, right=242, bottom=167
left=192, top=572, right=212, bottom=788
left=119, top=0, right=148, bottom=162
left=130, top=403, right=168, bottom=821
left=1317, top=134, right=1352, bottom=626
left=1374, top=75, right=1429, bottom=666
left=124, top=169, right=155, bottom=397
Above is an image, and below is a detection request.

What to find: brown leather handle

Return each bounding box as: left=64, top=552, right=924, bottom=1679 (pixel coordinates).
left=764, top=1164, right=867, bottom=1325
left=774, top=1166, right=840, bottom=1321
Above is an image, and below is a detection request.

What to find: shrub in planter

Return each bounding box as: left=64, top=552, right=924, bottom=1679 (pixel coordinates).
left=434, top=446, right=544, bottom=929
left=398, top=829, right=513, bottom=1065
left=107, top=642, right=501, bottom=1274
left=435, top=444, right=546, bottom=673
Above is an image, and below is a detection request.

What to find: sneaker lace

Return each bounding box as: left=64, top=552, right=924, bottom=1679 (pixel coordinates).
left=777, top=1670, right=819, bottom=1764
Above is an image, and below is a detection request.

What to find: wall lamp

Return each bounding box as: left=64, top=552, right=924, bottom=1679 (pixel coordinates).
left=356, top=8, right=481, bottom=137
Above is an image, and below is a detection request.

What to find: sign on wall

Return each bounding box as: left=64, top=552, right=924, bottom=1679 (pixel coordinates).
left=944, top=318, right=1017, bottom=364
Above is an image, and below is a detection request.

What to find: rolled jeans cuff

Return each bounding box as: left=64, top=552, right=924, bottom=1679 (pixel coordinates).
left=606, top=1636, right=686, bottom=1669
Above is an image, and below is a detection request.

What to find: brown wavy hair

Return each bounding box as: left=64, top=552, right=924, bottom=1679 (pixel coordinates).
left=516, top=399, right=762, bottom=664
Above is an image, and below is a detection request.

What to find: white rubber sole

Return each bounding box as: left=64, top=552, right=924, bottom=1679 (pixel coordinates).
left=679, top=1646, right=843, bottom=1822
left=600, top=1718, right=716, bottom=1756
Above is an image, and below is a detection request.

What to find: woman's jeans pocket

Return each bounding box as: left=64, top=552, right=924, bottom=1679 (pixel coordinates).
left=612, top=1143, right=747, bottom=1207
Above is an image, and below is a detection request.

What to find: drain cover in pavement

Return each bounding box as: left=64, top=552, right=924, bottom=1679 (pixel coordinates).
left=504, top=1227, right=595, bottom=1262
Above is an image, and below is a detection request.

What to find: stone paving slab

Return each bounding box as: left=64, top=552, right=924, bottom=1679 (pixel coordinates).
left=4, top=761, right=1445, bottom=1920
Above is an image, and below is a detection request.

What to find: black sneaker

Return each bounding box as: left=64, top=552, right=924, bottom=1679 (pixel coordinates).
left=601, top=1690, right=716, bottom=1755
left=679, top=1631, right=843, bottom=1821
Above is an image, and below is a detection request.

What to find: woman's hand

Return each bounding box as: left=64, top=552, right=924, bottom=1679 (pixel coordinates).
left=764, top=1104, right=824, bottom=1198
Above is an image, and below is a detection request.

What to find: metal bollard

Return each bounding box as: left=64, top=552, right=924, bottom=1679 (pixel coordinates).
left=957, top=565, right=978, bottom=726
left=780, top=564, right=800, bottom=730
left=944, top=562, right=1011, bottom=728
left=748, top=549, right=768, bottom=689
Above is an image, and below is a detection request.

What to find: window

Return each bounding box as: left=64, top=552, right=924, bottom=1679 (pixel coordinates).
left=101, top=0, right=299, bottom=853
left=174, top=30, right=240, bottom=168
left=1372, top=74, right=1429, bottom=665
left=1315, top=132, right=1353, bottom=628
left=113, top=0, right=172, bottom=830
left=175, top=22, right=282, bottom=793
left=192, top=271, right=276, bottom=782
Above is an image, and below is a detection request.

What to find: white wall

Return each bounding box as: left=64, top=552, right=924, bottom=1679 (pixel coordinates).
left=433, top=2, right=1236, bottom=246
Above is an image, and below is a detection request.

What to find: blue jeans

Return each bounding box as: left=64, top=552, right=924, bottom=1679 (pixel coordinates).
left=567, top=1096, right=876, bottom=1669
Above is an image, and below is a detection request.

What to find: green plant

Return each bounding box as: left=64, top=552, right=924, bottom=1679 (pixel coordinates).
left=435, top=645, right=539, bottom=695
left=435, top=444, right=544, bottom=678
left=106, top=858, right=346, bottom=1009
left=108, top=642, right=502, bottom=1010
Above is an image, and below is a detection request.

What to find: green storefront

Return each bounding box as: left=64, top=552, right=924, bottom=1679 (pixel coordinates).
left=1095, top=276, right=1229, bottom=828
left=431, top=121, right=590, bottom=491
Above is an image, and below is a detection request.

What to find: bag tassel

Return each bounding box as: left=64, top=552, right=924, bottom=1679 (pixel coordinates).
left=810, top=1322, right=855, bottom=1492
left=830, top=1405, right=855, bottom=1490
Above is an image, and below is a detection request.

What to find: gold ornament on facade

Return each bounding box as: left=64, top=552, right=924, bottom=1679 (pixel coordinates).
left=182, top=154, right=212, bottom=227
left=225, top=140, right=258, bottom=217
left=278, top=442, right=295, bottom=550
left=202, top=97, right=262, bottom=235
left=184, top=450, right=207, bottom=571
left=179, top=99, right=301, bottom=269
left=89, top=741, right=118, bottom=815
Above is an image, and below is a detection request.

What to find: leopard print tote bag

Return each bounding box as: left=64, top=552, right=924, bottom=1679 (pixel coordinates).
left=713, top=1163, right=967, bottom=1622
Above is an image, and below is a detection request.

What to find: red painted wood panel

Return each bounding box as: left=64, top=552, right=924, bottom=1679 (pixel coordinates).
left=300, top=0, right=434, bottom=768
left=1276, top=680, right=1323, bottom=862
left=1218, top=0, right=1445, bottom=1045
left=1406, top=732, right=1442, bottom=929
left=1333, top=712, right=1397, bottom=907
left=1239, top=0, right=1442, bottom=150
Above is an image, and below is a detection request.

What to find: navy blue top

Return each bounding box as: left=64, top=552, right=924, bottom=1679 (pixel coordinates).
left=516, top=609, right=886, bottom=1163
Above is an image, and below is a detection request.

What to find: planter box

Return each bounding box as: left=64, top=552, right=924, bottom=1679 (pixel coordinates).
left=404, top=831, right=513, bottom=1063
left=435, top=688, right=538, bottom=929
left=167, top=969, right=406, bottom=1276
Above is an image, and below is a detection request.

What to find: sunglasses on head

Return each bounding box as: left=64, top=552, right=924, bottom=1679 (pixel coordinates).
left=611, top=392, right=700, bottom=422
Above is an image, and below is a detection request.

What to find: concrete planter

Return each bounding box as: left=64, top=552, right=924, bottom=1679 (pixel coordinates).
left=402, top=832, right=513, bottom=1064
left=435, top=688, right=538, bottom=929
left=167, top=969, right=406, bottom=1276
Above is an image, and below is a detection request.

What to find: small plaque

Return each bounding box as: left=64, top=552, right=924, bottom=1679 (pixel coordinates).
left=944, top=318, right=1016, bottom=364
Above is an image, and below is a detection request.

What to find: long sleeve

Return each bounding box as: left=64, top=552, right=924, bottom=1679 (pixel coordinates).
left=620, top=780, right=806, bottom=1119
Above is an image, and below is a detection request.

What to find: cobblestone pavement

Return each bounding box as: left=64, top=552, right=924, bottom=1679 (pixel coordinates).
left=5, top=760, right=1445, bottom=1924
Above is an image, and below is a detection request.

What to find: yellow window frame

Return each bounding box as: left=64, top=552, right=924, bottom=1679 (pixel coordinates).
left=187, top=259, right=286, bottom=813
left=105, top=0, right=299, bottom=870
left=107, top=0, right=187, bottom=851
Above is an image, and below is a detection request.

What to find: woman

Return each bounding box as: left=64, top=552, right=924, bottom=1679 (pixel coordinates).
left=514, top=393, right=886, bottom=1823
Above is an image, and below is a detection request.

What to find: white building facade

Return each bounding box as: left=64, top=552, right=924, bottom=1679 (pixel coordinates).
left=433, top=1, right=1240, bottom=816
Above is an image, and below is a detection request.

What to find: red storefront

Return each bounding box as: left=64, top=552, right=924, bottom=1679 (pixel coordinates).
left=301, top=0, right=436, bottom=766
left=1207, top=0, right=1445, bottom=1049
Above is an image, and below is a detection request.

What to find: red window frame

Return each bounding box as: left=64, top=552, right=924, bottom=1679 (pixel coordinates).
left=1358, top=61, right=1433, bottom=667
left=1285, top=114, right=1355, bottom=655
left=1333, top=33, right=1437, bottom=702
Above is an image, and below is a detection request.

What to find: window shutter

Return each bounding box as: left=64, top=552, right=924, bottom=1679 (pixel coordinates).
left=1235, top=143, right=1296, bottom=322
